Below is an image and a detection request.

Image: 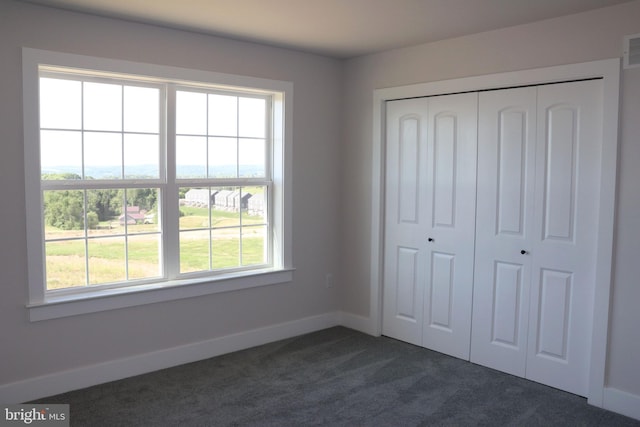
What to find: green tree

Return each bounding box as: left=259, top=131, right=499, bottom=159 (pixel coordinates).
left=126, top=188, right=157, bottom=212
left=42, top=172, right=82, bottom=180
left=86, top=211, right=99, bottom=229
left=87, top=189, right=122, bottom=221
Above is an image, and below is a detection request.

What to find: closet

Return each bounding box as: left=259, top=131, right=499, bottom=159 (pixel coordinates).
left=382, top=79, right=603, bottom=397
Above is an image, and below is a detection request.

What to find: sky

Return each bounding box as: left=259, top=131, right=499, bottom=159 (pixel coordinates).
left=39, top=77, right=266, bottom=178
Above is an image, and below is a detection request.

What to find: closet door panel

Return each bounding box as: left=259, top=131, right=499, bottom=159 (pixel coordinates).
left=382, top=99, right=429, bottom=346
left=536, top=268, right=572, bottom=359
left=432, top=114, right=456, bottom=226
left=428, top=251, right=455, bottom=330
left=471, top=87, right=537, bottom=376
left=496, top=109, right=529, bottom=235
left=526, top=80, right=602, bottom=397
left=543, top=106, right=578, bottom=240
left=491, top=262, right=524, bottom=345
left=422, top=92, right=478, bottom=360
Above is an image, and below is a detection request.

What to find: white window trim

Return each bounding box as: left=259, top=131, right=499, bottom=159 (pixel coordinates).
left=23, top=48, right=294, bottom=321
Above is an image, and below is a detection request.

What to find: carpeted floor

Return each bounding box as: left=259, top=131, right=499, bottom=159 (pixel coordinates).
left=34, top=327, right=640, bottom=426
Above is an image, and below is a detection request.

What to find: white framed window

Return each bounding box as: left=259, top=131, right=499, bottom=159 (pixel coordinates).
left=23, top=48, right=293, bottom=321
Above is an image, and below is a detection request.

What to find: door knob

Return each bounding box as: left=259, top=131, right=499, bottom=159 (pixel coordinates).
left=428, top=237, right=434, bottom=242
left=520, top=250, right=528, bottom=255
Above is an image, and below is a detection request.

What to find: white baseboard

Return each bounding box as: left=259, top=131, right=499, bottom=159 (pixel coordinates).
left=338, top=312, right=377, bottom=336
left=0, top=311, right=343, bottom=404
left=603, top=387, right=640, bottom=421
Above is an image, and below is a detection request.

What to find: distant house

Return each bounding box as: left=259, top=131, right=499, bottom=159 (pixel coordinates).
left=212, top=190, right=252, bottom=211
left=119, top=206, right=147, bottom=225
left=230, top=190, right=252, bottom=211
left=214, top=190, right=234, bottom=210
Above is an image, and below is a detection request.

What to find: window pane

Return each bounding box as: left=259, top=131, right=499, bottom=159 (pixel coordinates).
left=208, top=137, right=237, bottom=178
left=124, top=134, right=159, bottom=179
left=177, top=91, right=206, bottom=135
left=180, top=189, right=210, bottom=231
left=212, top=228, right=240, bottom=269
left=125, top=188, right=160, bottom=233
left=128, top=234, right=162, bottom=280
left=180, top=230, right=210, bottom=273
left=176, top=135, right=206, bottom=178
left=84, top=82, right=122, bottom=132
left=124, top=86, right=159, bottom=133
left=86, top=188, right=124, bottom=237
left=242, top=187, right=267, bottom=223
left=239, top=97, right=265, bottom=138
left=242, top=225, right=267, bottom=266
left=40, top=130, right=82, bottom=178
left=211, top=187, right=241, bottom=227
left=45, top=240, right=86, bottom=290
left=43, top=189, right=86, bottom=232
left=209, top=94, right=237, bottom=136
left=84, top=132, right=122, bottom=179
left=239, top=138, right=265, bottom=178
left=88, top=237, right=125, bottom=285
left=40, top=77, right=81, bottom=130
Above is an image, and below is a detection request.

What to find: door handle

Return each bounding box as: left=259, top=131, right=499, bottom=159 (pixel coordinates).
left=520, top=250, right=528, bottom=255
left=428, top=237, right=434, bottom=242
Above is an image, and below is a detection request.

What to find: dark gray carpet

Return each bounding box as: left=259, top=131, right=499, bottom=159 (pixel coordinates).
left=34, top=327, right=639, bottom=426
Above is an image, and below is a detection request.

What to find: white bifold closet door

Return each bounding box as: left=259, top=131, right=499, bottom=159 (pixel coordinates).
left=382, top=93, right=477, bottom=360
left=470, top=80, right=603, bottom=397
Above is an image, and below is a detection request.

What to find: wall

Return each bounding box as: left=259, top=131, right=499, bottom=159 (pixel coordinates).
left=0, top=0, right=342, bottom=398
left=341, top=0, right=640, bottom=402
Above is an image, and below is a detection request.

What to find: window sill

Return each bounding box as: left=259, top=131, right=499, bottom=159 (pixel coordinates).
left=27, top=268, right=295, bottom=321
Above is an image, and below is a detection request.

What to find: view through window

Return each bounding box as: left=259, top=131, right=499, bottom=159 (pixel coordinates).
left=39, top=72, right=272, bottom=292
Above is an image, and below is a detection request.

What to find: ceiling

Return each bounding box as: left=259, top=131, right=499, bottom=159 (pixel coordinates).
left=24, top=0, right=633, bottom=58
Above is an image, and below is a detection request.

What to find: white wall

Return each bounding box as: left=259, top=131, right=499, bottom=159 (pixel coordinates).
left=0, top=0, right=342, bottom=396
left=341, top=0, right=640, bottom=401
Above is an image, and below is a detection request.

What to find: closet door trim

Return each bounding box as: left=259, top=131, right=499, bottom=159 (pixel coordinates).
left=370, top=58, right=620, bottom=407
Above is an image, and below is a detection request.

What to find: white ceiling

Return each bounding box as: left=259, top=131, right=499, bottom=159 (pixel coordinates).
left=24, top=0, right=633, bottom=58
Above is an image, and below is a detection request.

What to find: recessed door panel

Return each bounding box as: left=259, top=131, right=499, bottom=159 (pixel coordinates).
left=429, top=252, right=454, bottom=330
left=399, top=116, right=420, bottom=224
left=543, top=106, right=577, bottom=242
left=536, top=269, right=572, bottom=360
left=433, top=114, right=456, bottom=228
left=497, top=110, right=527, bottom=236
left=395, top=247, right=420, bottom=321
left=492, top=262, right=523, bottom=347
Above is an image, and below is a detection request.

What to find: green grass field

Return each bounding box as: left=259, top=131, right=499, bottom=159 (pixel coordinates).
left=45, top=206, right=267, bottom=290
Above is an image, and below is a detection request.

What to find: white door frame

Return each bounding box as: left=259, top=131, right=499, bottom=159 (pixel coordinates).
left=369, top=58, right=620, bottom=406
